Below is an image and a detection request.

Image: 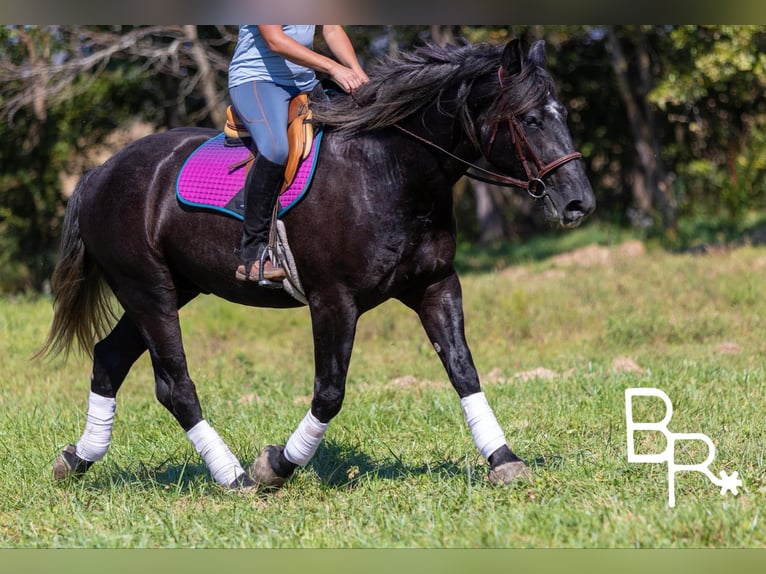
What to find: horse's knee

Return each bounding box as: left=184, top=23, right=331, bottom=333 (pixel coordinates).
left=311, top=385, right=345, bottom=422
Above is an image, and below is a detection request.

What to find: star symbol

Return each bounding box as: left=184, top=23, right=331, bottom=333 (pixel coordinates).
left=719, top=471, right=742, bottom=496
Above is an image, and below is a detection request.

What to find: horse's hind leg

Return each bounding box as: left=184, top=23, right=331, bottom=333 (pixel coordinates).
left=400, top=273, right=532, bottom=485
left=53, top=315, right=148, bottom=480
left=56, top=286, right=252, bottom=489
left=122, top=285, right=253, bottom=489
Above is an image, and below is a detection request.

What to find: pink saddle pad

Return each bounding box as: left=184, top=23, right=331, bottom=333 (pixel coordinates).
left=176, top=131, right=321, bottom=219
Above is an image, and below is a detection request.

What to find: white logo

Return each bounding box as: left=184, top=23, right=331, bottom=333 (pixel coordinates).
left=625, top=388, right=742, bottom=507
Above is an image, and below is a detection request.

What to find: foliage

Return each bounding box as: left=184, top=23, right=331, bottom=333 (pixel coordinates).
left=650, top=26, right=766, bottom=219
left=0, top=25, right=234, bottom=292
left=0, top=48, right=158, bottom=292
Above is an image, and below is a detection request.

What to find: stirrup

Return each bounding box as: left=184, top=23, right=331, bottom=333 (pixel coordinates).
left=257, top=249, right=284, bottom=289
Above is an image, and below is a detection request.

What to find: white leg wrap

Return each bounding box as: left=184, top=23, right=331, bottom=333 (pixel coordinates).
left=461, top=392, right=507, bottom=460
left=75, top=392, right=116, bottom=462
left=283, top=410, right=328, bottom=466
left=186, top=420, right=245, bottom=486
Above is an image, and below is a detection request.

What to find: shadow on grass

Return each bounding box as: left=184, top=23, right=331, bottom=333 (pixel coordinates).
left=308, top=440, right=464, bottom=488
left=308, top=440, right=566, bottom=489
left=54, top=444, right=567, bottom=492
left=56, top=456, right=217, bottom=493
left=57, top=446, right=444, bottom=492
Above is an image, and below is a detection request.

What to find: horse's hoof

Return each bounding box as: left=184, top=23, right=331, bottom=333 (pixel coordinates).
left=53, top=444, right=93, bottom=480
left=488, top=460, right=533, bottom=485
left=249, top=445, right=289, bottom=490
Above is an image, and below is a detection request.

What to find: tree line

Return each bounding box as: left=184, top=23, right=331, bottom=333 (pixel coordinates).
left=1, top=25, right=765, bottom=292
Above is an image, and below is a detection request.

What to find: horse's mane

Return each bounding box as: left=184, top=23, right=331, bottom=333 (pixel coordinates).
left=311, top=41, right=557, bottom=138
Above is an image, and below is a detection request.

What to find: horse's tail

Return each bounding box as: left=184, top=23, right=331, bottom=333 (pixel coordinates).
left=35, top=170, right=117, bottom=361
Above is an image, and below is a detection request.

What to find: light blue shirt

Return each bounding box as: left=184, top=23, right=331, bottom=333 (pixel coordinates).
left=228, top=25, right=318, bottom=91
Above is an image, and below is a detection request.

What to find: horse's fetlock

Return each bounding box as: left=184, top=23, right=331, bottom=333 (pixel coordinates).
left=488, top=444, right=522, bottom=468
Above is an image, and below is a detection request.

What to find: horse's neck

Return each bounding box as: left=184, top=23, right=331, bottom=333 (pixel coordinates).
left=395, top=108, right=482, bottom=186
left=397, top=102, right=480, bottom=171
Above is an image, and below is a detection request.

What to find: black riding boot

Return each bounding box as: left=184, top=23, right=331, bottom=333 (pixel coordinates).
left=236, top=154, right=286, bottom=286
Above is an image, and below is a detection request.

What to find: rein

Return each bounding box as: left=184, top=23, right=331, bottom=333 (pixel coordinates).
left=392, top=67, right=582, bottom=200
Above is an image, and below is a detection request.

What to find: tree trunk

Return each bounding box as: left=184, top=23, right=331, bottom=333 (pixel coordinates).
left=606, top=26, right=676, bottom=231
left=183, top=25, right=226, bottom=128
left=473, top=181, right=507, bottom=244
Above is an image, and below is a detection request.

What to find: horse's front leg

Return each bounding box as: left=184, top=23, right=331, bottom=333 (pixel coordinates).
left=250, top=292, right=358, bottom=488
left=400, top=273, right=531, bottom=485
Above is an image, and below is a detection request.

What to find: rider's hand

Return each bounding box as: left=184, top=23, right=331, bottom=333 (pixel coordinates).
left=330, top=64, right=369, bottom=92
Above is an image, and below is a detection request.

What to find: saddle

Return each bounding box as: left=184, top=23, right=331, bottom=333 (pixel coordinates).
left=224, top=92, right=315, bottom=192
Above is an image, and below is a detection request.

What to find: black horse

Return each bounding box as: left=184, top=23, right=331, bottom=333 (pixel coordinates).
left=41, top=39, right=595, bottom=489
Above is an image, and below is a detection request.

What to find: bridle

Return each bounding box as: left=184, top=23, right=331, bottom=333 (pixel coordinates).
left=393, top=67, right=582, bottom=200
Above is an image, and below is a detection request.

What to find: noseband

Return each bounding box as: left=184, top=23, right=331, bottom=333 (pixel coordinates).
left=393, top=67, right=582, bottom=200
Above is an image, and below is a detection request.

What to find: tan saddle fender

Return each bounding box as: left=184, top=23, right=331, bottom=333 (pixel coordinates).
left=224, top=92, right=314, bottom=192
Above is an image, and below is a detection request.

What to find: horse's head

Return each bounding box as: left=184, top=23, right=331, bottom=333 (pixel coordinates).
left=477, top=39, right=595, bottom=228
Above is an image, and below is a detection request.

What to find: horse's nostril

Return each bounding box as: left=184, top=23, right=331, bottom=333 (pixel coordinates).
left=566, top=200, right=584, bottom=214
left=563, top=199, right=593, bottom=225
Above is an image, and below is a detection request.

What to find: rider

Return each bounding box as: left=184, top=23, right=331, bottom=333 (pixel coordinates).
left=228, top=25, right=368, bottom=284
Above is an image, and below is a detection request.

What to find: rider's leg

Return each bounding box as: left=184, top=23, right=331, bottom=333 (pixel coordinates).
left=229, top=80, right=298, bottom=282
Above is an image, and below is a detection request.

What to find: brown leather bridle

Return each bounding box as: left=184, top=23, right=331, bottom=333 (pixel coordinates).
left=393, top=67, right=583, bottom=200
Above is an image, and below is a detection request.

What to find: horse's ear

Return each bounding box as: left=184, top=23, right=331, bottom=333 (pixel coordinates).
left=501, top=38, right=523, bottom=76
left=527, top=40, right=547, bottom=69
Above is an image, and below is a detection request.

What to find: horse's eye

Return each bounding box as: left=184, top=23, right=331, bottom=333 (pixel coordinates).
left=523, top=115, right=541, bottom=128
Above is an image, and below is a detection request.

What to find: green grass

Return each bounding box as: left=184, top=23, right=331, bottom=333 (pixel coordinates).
left=1, top=231, right=765, bottom=548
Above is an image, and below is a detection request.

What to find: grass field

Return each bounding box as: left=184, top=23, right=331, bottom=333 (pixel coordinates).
left=1, top=227, right=764, bottom=548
